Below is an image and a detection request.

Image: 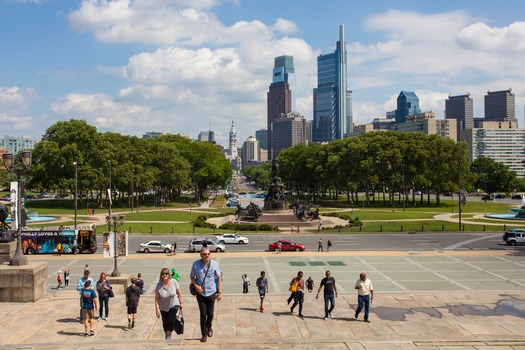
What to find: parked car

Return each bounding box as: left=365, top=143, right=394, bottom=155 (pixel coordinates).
left=215, top=234, right=249, bottom=244
left=26, top=195, right=37, bottom=200
left=0, top=195, right=11, bottom=201
left=268, top=240, right=305, bottom=252
left=502, top=228, right=525, bottom=246
left=481, top=195, right=493, bottom=202
left=494, top=193, right=506, bottom=199
left=139, top=240, right=173, bottom=253
left=39, top=193, right=53, bottom=198
left=188, top=238, right=226, bottom=252
left=511, top=194, right=522, bottom=200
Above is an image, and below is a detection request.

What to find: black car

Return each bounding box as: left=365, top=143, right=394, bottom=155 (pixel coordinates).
left=512, top=194, right=522, bottom=200
left=481, top=195, right=492, bottom=202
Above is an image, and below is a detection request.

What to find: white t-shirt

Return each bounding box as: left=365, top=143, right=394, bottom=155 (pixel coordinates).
left=355, top=278, right=373, bottom=296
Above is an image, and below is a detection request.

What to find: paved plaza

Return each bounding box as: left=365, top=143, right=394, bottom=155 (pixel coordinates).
left=0, top=251, right=524, bottom=349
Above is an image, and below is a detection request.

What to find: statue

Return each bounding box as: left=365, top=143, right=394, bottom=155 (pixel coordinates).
left=234, top=202, right=263, bottom=221
left=271, top=158, right=280, bottom=178
left=0, top=204, right=10, bottom=231
left=264, top=158, right=287, bottom=211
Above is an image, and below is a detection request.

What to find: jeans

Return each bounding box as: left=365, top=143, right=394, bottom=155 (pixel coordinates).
left=324, top=294, right=335, bottom=317
left=196, top=293, right=216, bottom=336
left=160, top=305, right=179, bottom=332
left=243, top=282, right=249, bottom=293
left=356, top=294, right=370, bottom=321
left=99, top=295, right=109, bottom=318
left=291, top=291, right=304, bottom=315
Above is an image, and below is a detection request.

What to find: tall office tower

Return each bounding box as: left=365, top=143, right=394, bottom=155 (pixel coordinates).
left=445, top=94, right=473, bottom=142
left=267, top=55, right=294, bottom=159
left=272, top=112, right=312, bottom=157
left=313, top=25, right=348, bottom=143
left=241, top=136, right=260, bottom=166
left=346, top=90, right=353, bottom=135
left=197, top=130, right=215, bottom=143
left=229, top=121, right=238, bottom=159
left=484, top=89, right=516, bottom=122
left=255, top=129, right=268, bottom=150
left=395, top=91, right=421, bottom=124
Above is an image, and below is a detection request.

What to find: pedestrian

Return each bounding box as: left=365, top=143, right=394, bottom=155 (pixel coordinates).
left=202, top=239, right=208, bottom=249
left=242, top=273, right=250, bottom=293
left=171, top=268, right=180, bottom=282
left=96, top=272, right=112, bottom=321
left=136, top=272, right=145, bottom=294
left=80, top=279, right=98, bottom=337
left=318, top=238, right=323, bottom=252
left=56, top=242, right=62, bottom=256
left=92, top=209, right=95, bottom=215
left=84, top=264, right=89, bottom=272
left=327, top=239, right=332, bottom=252
left=291, top=224, right=295, bottom=233
left=277, top=241, right=282, bottom=254
left=256, top=271, right=268, bottom=312
left=289, top=271, right=304, bottom=317
left=77, top=270, right=95, bottom=323
left=190, top=248, right=222, bottom=343
left=306, top=276, right=314, bottom=293
left=354, top=272, right=374, bottom=323
left=57, top=271, right=62, bottom=289
left=172, top=242, right=177, bottom=255
left=316, top=270, right=338, bottom=320
left=125, top=277, right=141, bottom=329
left=64, top=269, right=70, bottom=287
left=155, top=267, right=183, bottom=340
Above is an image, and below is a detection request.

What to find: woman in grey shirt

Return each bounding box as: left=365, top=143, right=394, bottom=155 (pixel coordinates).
left=155, top=267, right=183, bottom=340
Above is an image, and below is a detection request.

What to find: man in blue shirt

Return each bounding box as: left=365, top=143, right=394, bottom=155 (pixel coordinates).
left=77, top=270, right=95, bottom=322
left=190, top=248, right=222, bottom=343
left=80, top=279, right=98, bottom=336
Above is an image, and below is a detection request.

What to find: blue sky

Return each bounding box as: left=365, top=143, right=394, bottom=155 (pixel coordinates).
left=1, top=0, right=525, bottom=146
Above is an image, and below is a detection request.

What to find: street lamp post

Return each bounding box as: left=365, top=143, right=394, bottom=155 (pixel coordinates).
left=106, top=214, right=125, bottom=277
left=2, top=151, right=32, bottom=266
left=401, top=163, right=406, bottom=212
left=74, top=161, right=81, bottom=232
left=458, top=161, right=462, bottom=231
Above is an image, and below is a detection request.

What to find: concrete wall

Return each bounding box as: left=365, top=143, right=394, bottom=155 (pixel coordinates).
left=0, top=241, right=16, bottom=264
left=0, top=262, right=48, bottom=302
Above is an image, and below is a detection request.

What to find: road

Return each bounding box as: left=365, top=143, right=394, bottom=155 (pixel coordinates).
left=123, top=231, right=523, bottom=255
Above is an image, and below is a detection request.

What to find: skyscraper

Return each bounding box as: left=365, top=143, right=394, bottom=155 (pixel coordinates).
left=255, top=129, right=268, bottom=150
left=267, top=55, right=294, bottom=159
left=484, top=89, right=516, bottom=122
left=313, top=25, right=348, bottom=142
left=272, top=112, right=312, bottom=157
left=395, top=91, right=420, bottom=124
left=445, top=94, right=473, bottom=142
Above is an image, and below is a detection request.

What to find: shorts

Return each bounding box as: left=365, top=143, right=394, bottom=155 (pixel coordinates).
left=258, top=290, right=266, bottom=299
left=127, top=306, right=138, bottom=314
left=82, top=309, right=95, bottom=320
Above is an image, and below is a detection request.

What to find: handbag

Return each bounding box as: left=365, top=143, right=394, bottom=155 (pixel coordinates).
left=174, top=309, right=184, bottom=335
left=108, top=287, right=114, bottom=298
left=189, top=262, right=211, bottom=297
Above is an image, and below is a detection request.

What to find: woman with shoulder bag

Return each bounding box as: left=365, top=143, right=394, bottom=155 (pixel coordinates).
left=96, top=272, right=111, bottom=321
left=155, top=267, right=183, bottom=340
left=289, top=271, right=305, bottom=317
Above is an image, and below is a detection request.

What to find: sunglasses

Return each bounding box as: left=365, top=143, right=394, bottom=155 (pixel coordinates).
left=202, top=253, right=210, bottom=256
left=162, top=272, right=170, bottom=275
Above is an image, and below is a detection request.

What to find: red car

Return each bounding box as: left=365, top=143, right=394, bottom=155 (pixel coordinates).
left=268, top=240, right=305, bottom=252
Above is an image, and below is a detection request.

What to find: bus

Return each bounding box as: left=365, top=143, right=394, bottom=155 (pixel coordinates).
left=21, top=225, right=97, bottom=255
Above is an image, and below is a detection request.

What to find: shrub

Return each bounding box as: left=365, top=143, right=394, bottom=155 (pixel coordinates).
left=218, top=222, right=273, bottom=231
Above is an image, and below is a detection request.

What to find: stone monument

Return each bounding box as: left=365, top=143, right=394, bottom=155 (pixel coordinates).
left=264, top=158, right=287, bottom=211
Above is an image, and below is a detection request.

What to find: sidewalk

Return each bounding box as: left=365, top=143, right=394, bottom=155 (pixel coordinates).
left=0, top=289, right=524, bottom=349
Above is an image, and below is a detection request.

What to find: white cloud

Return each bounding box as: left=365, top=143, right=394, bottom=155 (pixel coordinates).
left=457, top=21, right=525, bottom=51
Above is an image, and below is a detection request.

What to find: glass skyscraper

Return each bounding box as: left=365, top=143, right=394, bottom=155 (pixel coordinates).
left=313, top=25, right=349, bottom=142
left=395, top=91, right=421, bottom=124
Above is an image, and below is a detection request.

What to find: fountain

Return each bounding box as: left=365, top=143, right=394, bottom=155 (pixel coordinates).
left=485, top=195, right=525, bottom=220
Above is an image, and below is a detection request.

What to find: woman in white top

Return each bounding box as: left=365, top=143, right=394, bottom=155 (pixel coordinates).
left=155, top=267, right=183, bottom=340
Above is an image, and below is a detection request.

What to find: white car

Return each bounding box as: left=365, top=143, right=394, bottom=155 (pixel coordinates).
left=215, top=234, right=249, bottom=245
left=188, top=238, right=226, bottom=252
left=139, top=240, right=173, bottom=253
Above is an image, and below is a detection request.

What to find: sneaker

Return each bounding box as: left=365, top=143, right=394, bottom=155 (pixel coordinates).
left=364, top=320, right=370, bottom=323
left=97, top=317, right=102, bottom=321
left=89, top=330, right=95, bottom=336
left=323, top=316, right=328, bottom=320
left=84, top=333, right=89, bottom=337
left=354, top=312, right=358, bottom=319
left=165, top=336, right=171, bottom=340
left=329, top=312, right=332, bottom=318
left=299, top=314, right=304, bottom=318
left=128, top=320, right=132, bottom=329
left=104, top=317, right=108, bottom=321
left=131, top=321, right=135, bottom=329
left=260, top=307, right=264, bottom=313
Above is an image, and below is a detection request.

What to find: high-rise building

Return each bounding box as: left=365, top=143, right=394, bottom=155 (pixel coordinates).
left=272, top=112, right=312, bottom=157
left=346, top=90, right=353, bottom=135
left=0, top=135, right=37, bottom=155
left=484, top=89, right=516, bottom=122
left=197, top=130, right=215, bottom=143
left=394, top=112, right=457, bottom=142
left=313, top=25, right=348, bottom=142
left=462, top=122, right=524, bottom=178
left=267, top=55, right=294, bottom=159
left=255, top=129, right=268, bottom=150
left=445, top=94, right=474, bottom=141
left=241, top=136, right=260, bottom=166
left=395, top=91, right=420, bottom=124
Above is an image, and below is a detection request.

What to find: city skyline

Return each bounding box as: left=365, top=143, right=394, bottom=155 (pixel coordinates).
left=2, top=0, right=525, bottom=146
